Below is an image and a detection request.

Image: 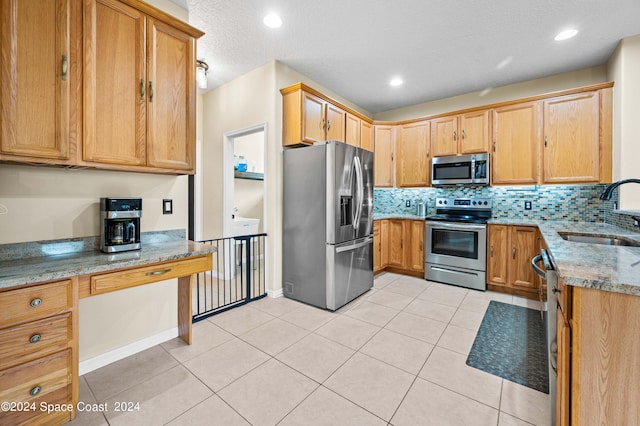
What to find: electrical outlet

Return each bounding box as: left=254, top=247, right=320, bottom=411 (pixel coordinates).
left=405, top=200, right=411, bottom=207
left=163, top=199, right=173, bottom=214
left=524, top=201, right=532, bottom=210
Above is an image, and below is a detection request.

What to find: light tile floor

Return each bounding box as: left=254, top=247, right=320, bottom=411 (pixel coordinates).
left=70, top=273, right=550, bottom=426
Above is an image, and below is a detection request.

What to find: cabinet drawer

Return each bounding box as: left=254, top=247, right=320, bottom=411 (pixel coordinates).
left=0, top=280, right=72, bottom=327
left=0, top=314, right=71, bottom=371
left=90, top=255, right=211, bottom=295
left=0, top=349, right=71, bottom=424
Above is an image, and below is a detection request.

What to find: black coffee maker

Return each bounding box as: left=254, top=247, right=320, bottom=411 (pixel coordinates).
left=100, top=198, right=142, bottom=253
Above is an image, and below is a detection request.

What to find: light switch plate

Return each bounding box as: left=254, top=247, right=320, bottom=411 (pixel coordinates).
left=163, top=199, right=173, bottom=215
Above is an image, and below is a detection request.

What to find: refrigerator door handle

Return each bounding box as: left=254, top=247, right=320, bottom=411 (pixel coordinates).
left=336, top=236, right=373, bottom=253
left=353, top=156, right=364, bottom=231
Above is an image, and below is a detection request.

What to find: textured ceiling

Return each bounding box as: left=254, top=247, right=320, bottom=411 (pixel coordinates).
left=183, top=0, right=640, bottom=114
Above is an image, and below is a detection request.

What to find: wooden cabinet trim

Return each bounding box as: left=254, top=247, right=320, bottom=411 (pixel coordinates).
left=118, top=0, right=203, bottom=38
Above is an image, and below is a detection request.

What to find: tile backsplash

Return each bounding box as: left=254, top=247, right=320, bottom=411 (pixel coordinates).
left=374, top=184, right=616, bottom=222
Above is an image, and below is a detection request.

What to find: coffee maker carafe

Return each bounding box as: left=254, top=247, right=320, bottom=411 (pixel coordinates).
left=100, top=198, right=142, bottom=253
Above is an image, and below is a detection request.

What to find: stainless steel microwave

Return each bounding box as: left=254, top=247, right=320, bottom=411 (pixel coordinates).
left=431, top=153, right=490, bottom=186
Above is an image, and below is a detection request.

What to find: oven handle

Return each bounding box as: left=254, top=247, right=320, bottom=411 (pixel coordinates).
left=425, top=222, right=486, bottom=232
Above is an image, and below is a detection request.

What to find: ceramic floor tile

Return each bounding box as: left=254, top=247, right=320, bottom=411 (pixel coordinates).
left=102, top=365, right=212, bottom=426
left=360, top=328, right=434, bottom=375
left=279, top=386, right=387, bottom=426
left=249, top=296, right=303, bottom=317
left=315, top=315, right=380, bottom=350
left=465, top=289, right=514, bottom=304
left=240, top=317, right=308, bottom=356
left=391, top=378, right=499, bottom=426
left=419, top=346, right=502, bottom=408
left=449, top=308, right=485, bottom=330
left=279, top=303, right=336, bottom=331
left=276, top=333, right=355, bottom=383
left=68, top=376, right=108, bottom=426
left=498, top=411, right=536, bottom=426
left=404, top=298, right=457, bottom=323
left=373, top=272, right=402, bottom=289
left=324, top=353, right=414, bottom=421
left=366, top=289, right=414, bottom=310
left=436, top=324, right=477, bottom=355
left=383, top=276, right=430, bottom=298
left=183, top=338, right=269, bottom=391
left=343, top=301, right=400, bottom=327
left=218, top=359, right=318, bottom=426
left=418, top=282, right=468, bottom=307
left=208, top=305, right=276, bottom=336
left=513, top=295, right=543, bottom=311
left=166, top=395, right=250, bottom=426
left=500, top=380, right=550, bottom=426
left=162, top=320, right=235, bottom=363
left=84, top=345, right=179, bottom=402
left=458, top=295, right=492, bottom=314
left=384, top=312, right=447, bottom=344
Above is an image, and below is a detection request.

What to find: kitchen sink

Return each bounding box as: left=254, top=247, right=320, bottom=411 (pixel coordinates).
left=558, top=232, right=640, bottom=247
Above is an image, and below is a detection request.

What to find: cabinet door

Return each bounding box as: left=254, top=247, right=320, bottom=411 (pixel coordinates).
left=408, top=220, right=425, bottom=272
left=301, top=92, right=326, bottom=144
left=360, top=121, right=373, bottom=151
left=388, top=220, right=405, bottom=268
left=0, top=0, right=70, bottom=160
left=83, top=0, right=146, bottom=166
left=557, top=306, right=570, bottom=426
left=380, top=219, right=389, bottom=267
left=543, top=92, right=600, bottom=183
left=373, top=221, right=381, bottom=272
left=146, top=18, right=195, bottom=171
left=431, top=115, right=457, bottom=157
left=397, top=121, right=430, bottom=187
left=510, top=226, right=539, bottom=290
left=492, top=102, right=540, bottom=185
left=373, top=125, right=395, bottom=187
left=345, top=113, right=360, bottom=147
left=487, top=224, right=508, bottom=286
left=326, top=103, right=346, bottom=142
left=459, top=110, right=489, bottom=154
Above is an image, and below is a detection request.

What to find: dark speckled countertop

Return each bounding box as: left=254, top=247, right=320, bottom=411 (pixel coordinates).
left=489, top=219, right=640, bottom=296
left=0, top=230, right=216, bottom=290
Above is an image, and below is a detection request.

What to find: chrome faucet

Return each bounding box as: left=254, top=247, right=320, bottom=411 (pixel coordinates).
left=599, top=179, right=640, bottom=200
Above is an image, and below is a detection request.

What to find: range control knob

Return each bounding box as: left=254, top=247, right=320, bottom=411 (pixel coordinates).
left=443, top=200, right=447, bottom=205
left=484, top=201, right=488, bottom=205
left=472, top=201, right=477, bottom=205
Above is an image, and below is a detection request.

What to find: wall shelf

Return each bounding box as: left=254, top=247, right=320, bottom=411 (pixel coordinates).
left=234, top=171, right=264, bottom=181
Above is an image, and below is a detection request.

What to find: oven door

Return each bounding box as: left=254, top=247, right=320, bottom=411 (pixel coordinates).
left=425, top=221, right=487, bottom=271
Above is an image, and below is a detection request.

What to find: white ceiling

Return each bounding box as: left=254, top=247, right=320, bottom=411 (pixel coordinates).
left=181, top=0, right=640, bottom=114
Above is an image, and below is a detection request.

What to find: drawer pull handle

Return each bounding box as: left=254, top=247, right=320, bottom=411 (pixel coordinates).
left=145, top=269, right=172, bottom=276
left=29, top=334, right=42, bottom=344
left=30, top=298, right=42, bottom=308
left=30, top=386, right=41, bottom=396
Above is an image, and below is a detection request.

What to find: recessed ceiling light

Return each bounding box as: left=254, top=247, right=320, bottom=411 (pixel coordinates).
left=390, top=78, right=403, bottom=87
left=554, top=29, right=578, bottom=41
left=263, top=13, right=282, bottom=29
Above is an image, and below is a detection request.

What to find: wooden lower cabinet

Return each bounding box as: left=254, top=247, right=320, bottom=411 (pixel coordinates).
left=375, top=219, right=423, bottom=275
left=561, top=286, right=640, bottom=425
left=487, top=224, right=539, bottom=294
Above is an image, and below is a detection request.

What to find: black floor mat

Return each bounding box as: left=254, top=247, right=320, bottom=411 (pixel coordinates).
left=466, top=300, right=549, bottom=394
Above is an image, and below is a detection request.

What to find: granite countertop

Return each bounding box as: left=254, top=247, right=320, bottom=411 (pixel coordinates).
left=0, top=230, right=216, bottom=290
left=374, top=213, right=427, bottom=220
left=535, top=221, right=640, bottom=296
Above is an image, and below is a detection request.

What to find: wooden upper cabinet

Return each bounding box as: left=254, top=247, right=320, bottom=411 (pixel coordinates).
left=397, top=121, right=430, bottom=187
left=83, top=0, right=146, bottom=166
left=301, top=92, right=326, bottom=144
left=360, top=121, right=373, bottom=151
left=0, top=0, right=71, bottom=161
left=373, top=125, right=395, bottom=187
left=543, top=91, right=600, bottom=183
left=492, top=101, right=541, bottom=185
left=146, top=19, right=195, bottom=171
left=325, top=103, right=346, bottom=141
left=431, top=110, right=490, bottom=157
left=345, top=113, right=361, bottom=147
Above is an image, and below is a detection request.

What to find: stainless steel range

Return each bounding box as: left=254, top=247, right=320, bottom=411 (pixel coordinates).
left=424, top=197, right=492, bottom=291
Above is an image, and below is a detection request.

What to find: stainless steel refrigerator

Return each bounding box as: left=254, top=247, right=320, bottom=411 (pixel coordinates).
left=283, top=140, right=374, bottom=310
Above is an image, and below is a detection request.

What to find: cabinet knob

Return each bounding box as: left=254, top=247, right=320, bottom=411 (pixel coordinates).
left=30, top=298, right=42, bottom=308
left=453, top=130, right=457, bottom=141
left=29, top=334, right=42, bottom=344
left=544, top=136, right=548, bottom=147
left=149, top=81, right=154, bottom=102
left=320, top=118, right=325, bottom=129
left=512, top=248, right=516, bottom=259
left=490, top=246, right=494, bottom=257
left=140, top=78, right=145, bottom=100
left=327, top=120, right=331, bottom=131
left=493, top=141, right=496, bottom=152
left=61, top=55, right=68, bottom=81
left=461, top=129, right=465, bottom=140
left=30, top=386, right=41, bottom=396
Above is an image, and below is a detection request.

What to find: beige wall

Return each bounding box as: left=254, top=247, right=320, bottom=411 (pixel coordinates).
left=607, top=35, right=640, bottom=210
left=373, top=65, right=608, bottom=121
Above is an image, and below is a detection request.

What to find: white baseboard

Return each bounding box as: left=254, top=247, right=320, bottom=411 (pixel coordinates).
left=267, top=288, right=283, bottom=298
left=79, top=327, right=178, bottom=376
